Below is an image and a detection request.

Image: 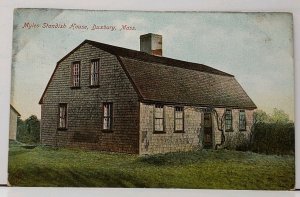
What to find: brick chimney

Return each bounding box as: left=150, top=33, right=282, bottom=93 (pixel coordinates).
left=140, top=33, right=162, bottom=56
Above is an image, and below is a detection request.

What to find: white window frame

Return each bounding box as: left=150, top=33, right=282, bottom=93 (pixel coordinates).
left=174, top=106, right=184, bottom=132
left=90, top=59, right=100, bottom=86
left=103, top=103, right=113, bottom=131
left=154, top=104, right=164, bottom=132
left=239, top=110, right=246, bottom=131
left=225, top=109, right=233, bottom=131
left=58, top=103, right=67, bottom=129
left=72, top=61, right=80, bottom=87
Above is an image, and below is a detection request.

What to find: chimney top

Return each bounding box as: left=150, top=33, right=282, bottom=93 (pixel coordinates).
left=140, top=33, right=162, bottom=56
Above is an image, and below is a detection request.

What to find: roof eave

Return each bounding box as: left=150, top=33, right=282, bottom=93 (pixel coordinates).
left=140, top=99, right=257, bottom=110
left=39, top=63, right=60, bottom=105
left=116, top=56, right=144, bottom=100
left=10, top=105, right=21, bottom=116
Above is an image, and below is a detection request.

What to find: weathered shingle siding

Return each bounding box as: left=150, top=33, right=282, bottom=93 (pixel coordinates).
left=139, top=102, right=202, bottom=154
left=41, top=43, right=140, bottom=154
left=227, top=109, right=253, bottom=148
left=213, top=108, right=254, bottom=149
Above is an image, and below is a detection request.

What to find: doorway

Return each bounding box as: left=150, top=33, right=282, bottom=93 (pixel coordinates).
left=203, top=112, right=213, bottom=149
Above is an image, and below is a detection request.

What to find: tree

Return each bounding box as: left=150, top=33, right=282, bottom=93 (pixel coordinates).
left=16, top=117, right=26, bottom=141
left=269, top=108, right=290, bottom=124
left=254, top=109, right=270, bottom=124
left=254, top=108, right=291, bottom=124
left=16, top=115, right=40, bottom=144
left=25, top=115, right=40, bottom=142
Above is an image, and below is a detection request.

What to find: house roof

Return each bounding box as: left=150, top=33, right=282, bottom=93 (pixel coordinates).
left=10, top=105, right=21, bottom=116
left=83, top=40, right=233, bottom=77
left=119, top=57, right=256, bottom=109
left=39, top=40, right=257, bottom=109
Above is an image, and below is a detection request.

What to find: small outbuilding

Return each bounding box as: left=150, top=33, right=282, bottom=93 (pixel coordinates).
left=10, top=105, right=21, bottom=141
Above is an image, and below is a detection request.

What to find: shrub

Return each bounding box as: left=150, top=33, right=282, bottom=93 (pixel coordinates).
left=250, top=122, right=294, bottom=155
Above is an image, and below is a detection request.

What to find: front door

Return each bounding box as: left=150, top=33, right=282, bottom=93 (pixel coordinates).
left=203, top=113, right=213, bottom=148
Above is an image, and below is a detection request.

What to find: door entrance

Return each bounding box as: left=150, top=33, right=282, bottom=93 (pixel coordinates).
left=203, top=113, right=213, bottom=149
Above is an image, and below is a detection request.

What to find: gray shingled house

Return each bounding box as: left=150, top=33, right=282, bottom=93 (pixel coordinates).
left=39, top=33, right=257, bottom=154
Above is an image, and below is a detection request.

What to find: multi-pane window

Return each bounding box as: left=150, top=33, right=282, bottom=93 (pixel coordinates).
left=103, top=103, right=113, bottom=130
left=175, top=106, right=184, bottom=132
left=90, top=59, right=99, bottom=86
left=239, top=110, right=246, bottom=131
left=225, top=109, right=232, bottom=131
left=154, top=104, right=164, bottom=132
left=58, top=103, right=67, bottom=129
left=72, top=61, right=80, bottom=87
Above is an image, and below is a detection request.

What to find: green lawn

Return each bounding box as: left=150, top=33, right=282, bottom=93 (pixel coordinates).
left=8, top=142, right=295, bottom=190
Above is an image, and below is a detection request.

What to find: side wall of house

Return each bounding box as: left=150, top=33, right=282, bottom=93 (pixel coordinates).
left=213, top=108, right=254, bottom=149
left=9, top=109, right=18, bottom=140
left=40, top=43, right=140, bottom=154
left=139, top=103, right=203, bottom=154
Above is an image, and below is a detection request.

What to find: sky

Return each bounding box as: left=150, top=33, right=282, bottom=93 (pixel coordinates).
left=11, top=9, right=294, bottom=120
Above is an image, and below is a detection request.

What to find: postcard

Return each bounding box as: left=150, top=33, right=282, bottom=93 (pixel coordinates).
left=8, top=9, right=295, bottom=189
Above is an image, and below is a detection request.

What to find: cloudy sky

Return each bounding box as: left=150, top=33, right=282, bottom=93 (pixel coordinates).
left=11, top=9, right=294, bottom=120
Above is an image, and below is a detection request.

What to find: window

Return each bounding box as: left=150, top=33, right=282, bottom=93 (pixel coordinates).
left=103, top=103, right=113, bottom=131
left=90, top=59, right=99, bottom=86
left=225, top=109, right=232, bottom=131
left=239, top=110, right=246, bottom=131
left=58, top=103, right=67, bottom=129
left=154, top=104, right=164, bottom=132
left=72, top=61, right=80, bottom=87
left=174, top=106, right=184, bottom=132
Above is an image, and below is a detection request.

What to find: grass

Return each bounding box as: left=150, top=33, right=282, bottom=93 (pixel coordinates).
left=8, top=142, right=295, bottom=190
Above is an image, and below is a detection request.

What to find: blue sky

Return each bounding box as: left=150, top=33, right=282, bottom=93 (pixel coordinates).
left=11, top=9, right=294, bottom=120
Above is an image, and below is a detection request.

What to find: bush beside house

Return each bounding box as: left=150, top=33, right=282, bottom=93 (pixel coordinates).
left=250, top=108, right=294, bottom=155
left=251, top=123, right=294, bottom=155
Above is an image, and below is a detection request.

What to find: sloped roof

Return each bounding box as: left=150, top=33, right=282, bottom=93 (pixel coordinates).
left=119, top=57, right=256, bottom=109
left=84, top=40, right=233, bottom=77
left=10, top=105, right=21, bottom=116
left=39, top=40, right=256, bottom=109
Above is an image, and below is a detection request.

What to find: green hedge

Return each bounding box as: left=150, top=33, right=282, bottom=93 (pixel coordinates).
left=250, top=123, right=294, bottom=155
